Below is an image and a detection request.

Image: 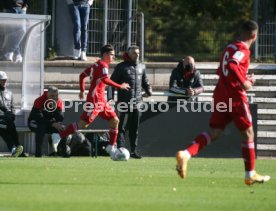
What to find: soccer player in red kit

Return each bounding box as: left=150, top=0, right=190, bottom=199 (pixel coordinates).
left=59, top=44, right=130, bottom=156
left=176, top=20, right=270, bottom=185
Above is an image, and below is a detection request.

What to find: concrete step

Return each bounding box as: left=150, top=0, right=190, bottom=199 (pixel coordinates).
left=257, top=144, right=276, bottom=150
left=257, top=137, right=276, bottom=144
left=257, top=144, right=276, bottom=157
left=258, top=120, right=276, bottom=131
left=257, top=134, right=276, bottom=155
left=254, top=98, right=276, bottom=109
left=258, top=109, right=276, bottom=120
left=201, top=74, right=276, bottom=86
left=257, top=150, right=276, bottom=157
left=257, top=131, right=276, bottom=138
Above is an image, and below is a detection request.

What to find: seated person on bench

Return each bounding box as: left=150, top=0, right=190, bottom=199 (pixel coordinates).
left=28, top=86, right=64, bottom=157
left=0, top=71, right=23, bottom=157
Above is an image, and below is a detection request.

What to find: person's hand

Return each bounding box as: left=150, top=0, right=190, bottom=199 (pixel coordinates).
left=121, top=83, right=130, bottom=90
left=52, top=122, right=64, bottom=132
left=79, top=91, right=84, bottom=100
left=247, top=73, right=256, bottom=85
left=187, top=88, right=195, bottom=96
left=108, top=99, right=115, bottom=107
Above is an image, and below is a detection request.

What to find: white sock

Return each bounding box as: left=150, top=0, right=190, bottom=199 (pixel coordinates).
left=245, top=170, right=255, bottom=178
left=183, top=150, right=191, bottom=160
left=51, top=133, right=61, bottom=152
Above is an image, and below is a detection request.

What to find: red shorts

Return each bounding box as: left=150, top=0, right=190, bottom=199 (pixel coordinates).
left=209, top=99, right=252, bottom=131
left=80, top=101, right=117, bottom=124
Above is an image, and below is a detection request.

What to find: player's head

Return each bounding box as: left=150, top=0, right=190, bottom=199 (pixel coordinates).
left=127, top=45, right=140, bottom=63
left=101, top=44, right=115, bottom=64
left=47, top=86, right=59, bottom=101
left=240, top=20, right=259, bottom=44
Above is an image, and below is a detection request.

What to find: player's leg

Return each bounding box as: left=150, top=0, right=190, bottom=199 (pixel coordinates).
left=108, top=116, right=119, bottom=145
left=59, top=107, right=98, bottom=139
left=241, top=127, right=270, bottom=185
left=176, top=127, right=223, bottom=178
left=176, top=107, right=229, bottom=179
left=98, top=102, right=119, bottom=155
left=232, top=103, right=270, bottom=185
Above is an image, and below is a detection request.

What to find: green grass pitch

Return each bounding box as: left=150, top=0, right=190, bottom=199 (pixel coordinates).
left=0, top=157, right=275, bottom=211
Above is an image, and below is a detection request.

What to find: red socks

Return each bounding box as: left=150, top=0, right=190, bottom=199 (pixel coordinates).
left=186, top=132, right=211, bottom=156
left=59, top=122, right=78, bottom=139
left=109, top=128, right=118, bottom=145
left=241, top=141, right=255, bottom=171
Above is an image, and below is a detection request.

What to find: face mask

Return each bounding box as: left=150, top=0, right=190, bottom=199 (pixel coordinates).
left=184, top=64, right=192, bottom=72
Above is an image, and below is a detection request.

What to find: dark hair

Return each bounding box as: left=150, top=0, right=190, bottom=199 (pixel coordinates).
left=240, top=20, right=259, bottom=35
left=127, top=45, right=140, bottom=53
left=48, top=86, right=58, bottom=94
left=101, top=44, right=114, bottom=56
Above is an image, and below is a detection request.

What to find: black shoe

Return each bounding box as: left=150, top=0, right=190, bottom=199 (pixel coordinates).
left=48, top=152, right=58, bottom=157
left=130, top=152, right=142, bottom=159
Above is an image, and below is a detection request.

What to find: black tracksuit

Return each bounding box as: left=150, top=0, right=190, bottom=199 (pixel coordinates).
left=108, top=54, right=152, bottom=153
left=168, top=60, right=204, bottom=101
left=0, top=85, right=20, bottom=150
left=28, top=91, right=64, bottom=157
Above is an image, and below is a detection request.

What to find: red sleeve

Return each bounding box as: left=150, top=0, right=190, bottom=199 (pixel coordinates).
left=101, top=77, right=122, bottom=89
left=79, top=66, right=91, bottom=92
left=57, top=99, right=64, bottom=110
left=227, top=61, right=246, bottom=84
left=33, top=95, right=45, bottom=109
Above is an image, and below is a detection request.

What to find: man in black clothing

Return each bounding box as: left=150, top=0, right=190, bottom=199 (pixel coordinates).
left=28, top=86, right=64, bottom=157
left=168, top=56, right=204, bottom=102
left=0, top=71, right=23, bottom=157
left=108, top=46, right=152, bottom=159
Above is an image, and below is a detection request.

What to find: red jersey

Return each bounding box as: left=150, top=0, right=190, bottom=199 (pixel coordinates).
left=215, top=41, right=250, bottom=103
left=80, top=60, right=109, bottom=102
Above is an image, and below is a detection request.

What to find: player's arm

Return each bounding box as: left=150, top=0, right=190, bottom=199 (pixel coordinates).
left=227, top=61, right=253, bottom=90
left=79, top=67, right=91, bottom=99
left=101, top=77, right=130, bottom=90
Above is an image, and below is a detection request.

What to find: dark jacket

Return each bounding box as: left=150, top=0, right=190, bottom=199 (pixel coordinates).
left=168, top=60, right=204, bottom=101
left=108, top=53, right=152, bottom=104
left=0, top=86, right=15, bottom=123
left=28, top=91, right=64, bottom=126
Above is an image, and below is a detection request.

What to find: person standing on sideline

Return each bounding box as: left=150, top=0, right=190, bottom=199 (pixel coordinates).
left=108, top=46, right=152, bottom=159
left=59, top=44, right=130, bottom=158
left=67, top=0, right=94, bottom=61
left=176, top=20, right=271, bottom=185
left=0, top=71, right=23, bottom=157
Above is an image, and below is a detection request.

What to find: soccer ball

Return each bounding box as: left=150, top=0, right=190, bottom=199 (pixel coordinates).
left=111, top=147, right=130, bottom=161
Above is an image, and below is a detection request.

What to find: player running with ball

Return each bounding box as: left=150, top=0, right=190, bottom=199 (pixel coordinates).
left=59, top=44, right=130, bottom=157
left=176, top=20, right=270, bottom=185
